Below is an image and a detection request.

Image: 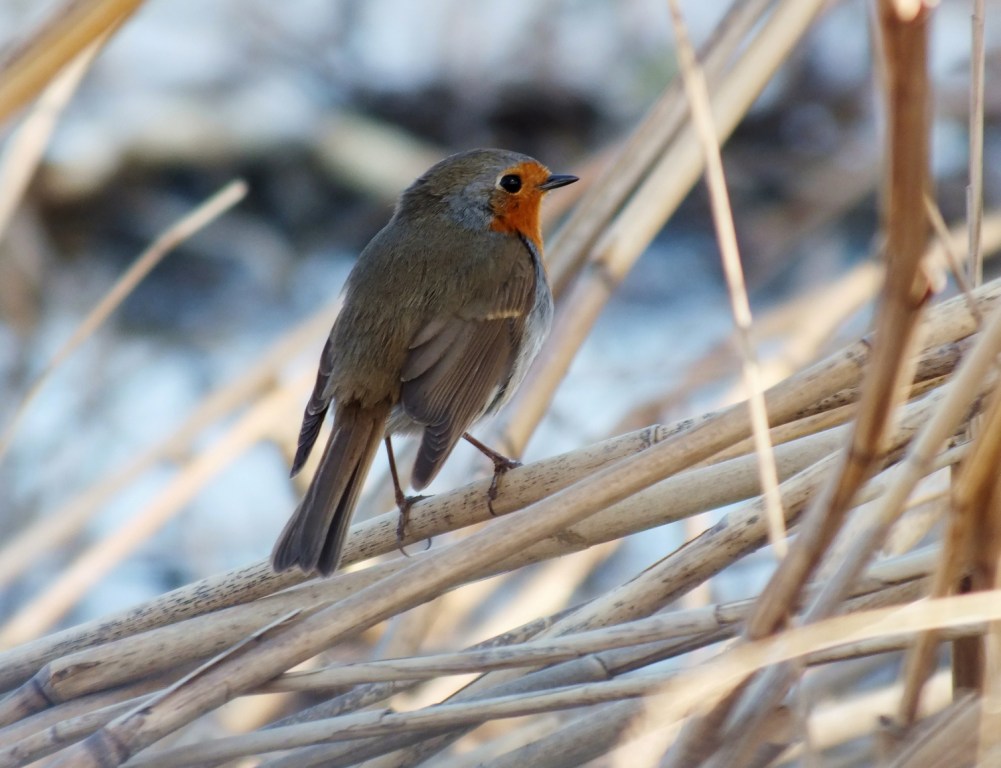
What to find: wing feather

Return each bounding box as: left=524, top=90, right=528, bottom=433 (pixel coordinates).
left=400, top=251, right=536, bottom=490
left=291, top=334, right=336, bottom=476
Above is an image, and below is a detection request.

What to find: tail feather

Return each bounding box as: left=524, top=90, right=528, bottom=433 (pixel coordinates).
left=272, top=402, right=389, bottom=575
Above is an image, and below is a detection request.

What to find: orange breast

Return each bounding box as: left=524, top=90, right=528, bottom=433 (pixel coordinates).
left=489, top=161, right=551, bottom=252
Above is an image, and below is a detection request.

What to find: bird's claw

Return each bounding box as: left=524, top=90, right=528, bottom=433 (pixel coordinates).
left=395, top=493, right=430, bottom=556
left=487, top=457, right=521, bottom=516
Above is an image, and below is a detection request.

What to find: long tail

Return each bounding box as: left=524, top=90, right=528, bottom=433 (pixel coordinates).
left=271, top=401, right=389, bottom=575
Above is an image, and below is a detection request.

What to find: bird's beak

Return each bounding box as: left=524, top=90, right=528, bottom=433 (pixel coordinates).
left=538, top=174, right=579, bottom=191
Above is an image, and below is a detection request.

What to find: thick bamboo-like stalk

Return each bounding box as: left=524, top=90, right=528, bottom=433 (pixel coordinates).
left=662, top=5, right=936, bottom=764
left=744, top=0, right=933, bottom=646
left=1, top=327, right=975, bottom=740
left=0, top=416, right=860, bottom=719
left=2, top=2, right=998, bottom=763
left=898, top=386, right=1001, bottom=723
left=704, top=296, right=1001, bottom=764
left=69, top=592, right=1001, bottom=768
left=887, top=693, right=980, bottom=767
left=354, top=409, right=959, bottom=768
left=3, top=275, right=990, bottom=704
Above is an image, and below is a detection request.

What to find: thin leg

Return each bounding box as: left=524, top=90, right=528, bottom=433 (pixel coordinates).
left=385, top=436, right=428, bottom=555
left=462, top=432, right=521, bottom=516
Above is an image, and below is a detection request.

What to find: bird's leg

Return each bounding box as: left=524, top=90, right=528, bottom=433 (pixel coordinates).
left=385, top=436, right=429, bottom=555
left=462, top=432, right=520, bottom=516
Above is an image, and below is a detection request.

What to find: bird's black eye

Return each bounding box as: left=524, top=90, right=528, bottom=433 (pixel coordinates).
left=499, top=174, right=522, bottom=193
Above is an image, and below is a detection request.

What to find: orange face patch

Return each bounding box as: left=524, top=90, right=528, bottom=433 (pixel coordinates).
left=488, top=161, right=552, bottom=251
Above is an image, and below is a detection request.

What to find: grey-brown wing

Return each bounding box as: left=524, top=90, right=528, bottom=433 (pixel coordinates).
left=400, top=255, right=535, bottom=490
left=291, top=334, right=336, bottom=476
left=401, top=314, right=523, bottom=489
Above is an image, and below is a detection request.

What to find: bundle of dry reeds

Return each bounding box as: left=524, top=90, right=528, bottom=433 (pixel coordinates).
left=1, top=0, right=999, bottom=766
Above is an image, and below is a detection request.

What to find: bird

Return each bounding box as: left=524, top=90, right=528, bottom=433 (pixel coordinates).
left=271, top=148, right=578, bottom=576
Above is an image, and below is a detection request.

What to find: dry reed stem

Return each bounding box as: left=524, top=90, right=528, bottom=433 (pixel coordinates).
left=0, top=0, right=142, bottom=126
left=0, top=284, right=988, bottom=768
left=0, top=681, right=167, bottom=767
left=47, top=403, right=787, bottom=764
left=968, top=0, right=986, bottom=287
left=666, top=0, right=785, bottom=558
left=553, top=390, right=957, bottom=641
left=0, top=179, right=248, bottom=463
left=489, top=699, right=650, bottom=768
left=33, top=424, right=936, bottom=764
left=264, top=564, right=935, bottom=697
left=428, top=714, right=568, bottom=768
left=0, top=428, right=661, bottom=689
left=0, top=41, right=101, bottom=244
left=544, top=0, right=774, bottom=294
left=102, top=591, right=1001, bottom=768
left=886, top=692, right=980, bottom=767
left=0, top=301, right=338, bottom=590
left=743, top=0, right=933, bottom=645
left=1, top=418, right=853, bottom=714
left=0, top=561, right=400, bottom=713
left=261, top=578, right=939, bottom=767
left=699, top=336, right=965, bottom=468
left=709, top=293, right=1001, bottom=762
left=376, top=411, right=957, bottom=767
left=974, top=463, right=1001, bottom=761
left=260, top=576, right=936, bottom=760
left=662, top=7, right=938, bottom=757
left=0, top=679, right=158, bottom=748
left=262, top=584, right=924, bottom=696
left=323, top=381, right=972, bottom=766
left=494, top=0, right=828, bottom=456
left=897, top=385, right=1001, bottom=724
left=3, top=252, right=996, bottom=768
left=0, top=280, right=984, bottom=752
left=3, top=697, right=153, bottom=767
left=775, top=671, right=952, bottom=762
left=882, top=489, right=947, bottom=556
left=924, top=194, right=980, bottom=323
left=0, top=429, right=670, bottom=693
left=0, top=561, right=299, bottom=694
left=6, top=285, right=979, bottom=693
left=715, top=389, right=995, bottom=760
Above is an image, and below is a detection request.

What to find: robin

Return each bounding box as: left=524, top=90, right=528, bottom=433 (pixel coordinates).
left=272, top=148, right=578, bottom=575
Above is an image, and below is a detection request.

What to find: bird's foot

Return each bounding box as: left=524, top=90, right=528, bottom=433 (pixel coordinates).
left=395, top=492, right=430, bottom=557
left=486, top=457, right=520, bottom=516
left=462, top=432, right=520, bottom=516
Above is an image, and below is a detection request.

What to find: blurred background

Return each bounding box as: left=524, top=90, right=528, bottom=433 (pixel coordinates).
left=0, top=0, right=997, bottom=634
